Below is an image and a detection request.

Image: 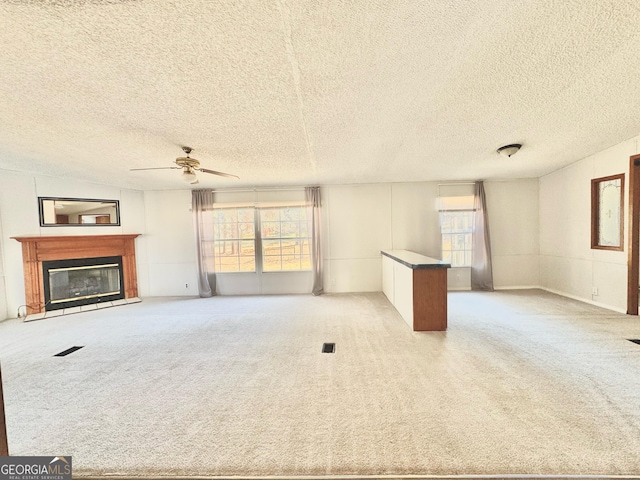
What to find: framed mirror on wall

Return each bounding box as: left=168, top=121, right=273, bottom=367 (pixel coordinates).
left=591, top=174, right=624, bottom=251
left=39, top=197, right=121, bottom=226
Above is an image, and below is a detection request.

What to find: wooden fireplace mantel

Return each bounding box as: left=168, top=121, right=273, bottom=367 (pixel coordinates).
left=12, top=234, right=140, bottom=314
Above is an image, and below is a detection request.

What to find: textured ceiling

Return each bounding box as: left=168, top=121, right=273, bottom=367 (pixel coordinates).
left=1, top=0, right=640, bottom=190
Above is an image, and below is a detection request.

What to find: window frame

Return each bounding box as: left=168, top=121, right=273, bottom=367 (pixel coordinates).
left=211, top=204, right=312, bottom=274
left=591, top=173, right=624, bottom=251
left=439, top=209, right=474, bottom=268
left=260, top=205, right=312, bottom=273
left=211, top=206, right=258, bottom=273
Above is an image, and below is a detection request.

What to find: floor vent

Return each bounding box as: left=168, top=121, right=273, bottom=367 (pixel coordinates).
left=322, top=343, right=335, bottom=353
left=54, top=346, right=84, bottom=357
left=628, top=339, right=640, bottom=346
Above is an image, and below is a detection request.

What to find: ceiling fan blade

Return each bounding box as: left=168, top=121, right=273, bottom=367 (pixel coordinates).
left=198, top=168, right=239, bottom=179
left=130, top=166, right=181, bottom=171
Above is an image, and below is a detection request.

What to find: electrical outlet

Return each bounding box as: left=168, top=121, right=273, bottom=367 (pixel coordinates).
left=185, top=283, right=189, bottom=289
left=330, top=278, right=336, bottom=286
left=592, top=287, right=598, bottom=296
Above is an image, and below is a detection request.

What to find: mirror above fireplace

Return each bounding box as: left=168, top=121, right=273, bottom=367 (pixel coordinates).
left=38, top=197, right=120, bottom=226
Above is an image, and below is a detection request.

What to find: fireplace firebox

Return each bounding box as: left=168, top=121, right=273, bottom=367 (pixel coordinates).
left=42, top=256, right=125, bottom=311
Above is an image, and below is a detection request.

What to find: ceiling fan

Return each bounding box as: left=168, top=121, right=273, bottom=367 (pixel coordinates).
left=130, top=146, right=239, bottom=184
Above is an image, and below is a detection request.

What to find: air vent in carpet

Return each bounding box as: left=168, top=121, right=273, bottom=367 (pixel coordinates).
left=322, top=343, right=335, bottom=353
left=54, top=346, right=84, bottom=357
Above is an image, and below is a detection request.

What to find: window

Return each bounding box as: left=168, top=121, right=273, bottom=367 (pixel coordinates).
left=440, top=210, right=473, bottom=267
left=212, top=207, right=256, bottom=272
left=438, top=194, right=474, bottom=267
left=261, top=206, right=311, bottom=271
left=211, top=205, right=311, bottom=273
left=591, top=173, right=624, bottom=251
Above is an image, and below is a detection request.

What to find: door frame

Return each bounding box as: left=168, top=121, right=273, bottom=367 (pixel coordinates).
left=627, top=154, right=640, bottom=315
left=0, top=363, right=8, bottom=455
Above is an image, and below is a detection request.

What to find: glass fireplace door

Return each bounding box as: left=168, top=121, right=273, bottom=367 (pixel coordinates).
left=43, top=256, right=125, bottom=310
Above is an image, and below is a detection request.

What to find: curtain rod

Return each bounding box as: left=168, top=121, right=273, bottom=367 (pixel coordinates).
left=437, top=182, right=477, bottom=186
left=212, top=182, right=480, bottom=192
left=210, top=186, right=308, bottom=193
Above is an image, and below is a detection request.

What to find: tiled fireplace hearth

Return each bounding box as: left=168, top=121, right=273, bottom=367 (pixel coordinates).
left=12, top=234, right=140, bottom=315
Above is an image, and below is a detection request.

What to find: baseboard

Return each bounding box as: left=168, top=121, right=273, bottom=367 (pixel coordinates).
left=449, top=286, right=541, bottom=292
left=453, top=285, right=629, bottom=315
left=538, top=287, right=627, bottom=314
left=494, top=285, right=542, bottom=291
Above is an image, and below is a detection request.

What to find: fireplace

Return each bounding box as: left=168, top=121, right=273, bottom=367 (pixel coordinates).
left=42, top=256, right=125, bottom=311
left=12, top=234, right=140, bottom=315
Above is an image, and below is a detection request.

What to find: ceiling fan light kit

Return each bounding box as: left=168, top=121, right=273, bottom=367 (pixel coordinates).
left=497, top=144, right=522, bottom=157
left=181, top=167, right=198, bottom=184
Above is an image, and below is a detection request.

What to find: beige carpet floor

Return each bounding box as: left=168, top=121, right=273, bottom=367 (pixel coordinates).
left=1, top=290, right=640, bottom=476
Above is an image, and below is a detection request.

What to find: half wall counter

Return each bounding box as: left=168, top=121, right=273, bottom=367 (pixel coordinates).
left=381, top=250, right=451, bottom=331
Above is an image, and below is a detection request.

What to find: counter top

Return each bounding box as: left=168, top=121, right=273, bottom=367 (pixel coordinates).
left=381, top=249, right=451, bottom=269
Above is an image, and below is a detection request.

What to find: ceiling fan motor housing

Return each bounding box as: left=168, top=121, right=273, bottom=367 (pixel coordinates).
left=175, top=157, right=200, bottom=169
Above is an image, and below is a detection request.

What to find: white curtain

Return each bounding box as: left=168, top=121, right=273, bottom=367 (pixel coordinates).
left=305, top=186, right=324, bottom=296
left=192, top=189, right=216, bottom=297
left=471, top=181, right=494, bottom=291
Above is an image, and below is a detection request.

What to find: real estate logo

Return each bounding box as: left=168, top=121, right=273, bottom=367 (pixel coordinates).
left=0, top=456, right=72, bottom=480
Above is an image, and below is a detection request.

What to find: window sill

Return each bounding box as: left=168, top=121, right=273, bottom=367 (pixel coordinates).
left=215, top=270, right=312, bottom=274
left=263, top=270, right=312, bottom=273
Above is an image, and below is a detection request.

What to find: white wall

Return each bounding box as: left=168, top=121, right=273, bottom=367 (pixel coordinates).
left=0, top=170, right=146, bottom=319
left=539, top=135, right=639, bottom=312
left=138, top=179, right=538, bottom=297
left=142, top=189, right=314, bottom=297
left=323, top=184, right=393, bottom=292
left=322, top=180, right=539, bottom=293
left=143, top=183, right=435, bottom=297
left=485, top=179, right=540, bottom=289
left=391, top=182, right=472, bottom=290
left=142, top=190, right=198, bottom=296
left=390, top=183, right=442, bottom=257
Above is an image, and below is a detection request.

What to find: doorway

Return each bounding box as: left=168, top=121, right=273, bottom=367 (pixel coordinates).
left=626, top=153, right=640, bottom=315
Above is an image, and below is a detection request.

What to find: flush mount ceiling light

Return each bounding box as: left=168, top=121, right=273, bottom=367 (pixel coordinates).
left=497, top=144, right=522, bottom=157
